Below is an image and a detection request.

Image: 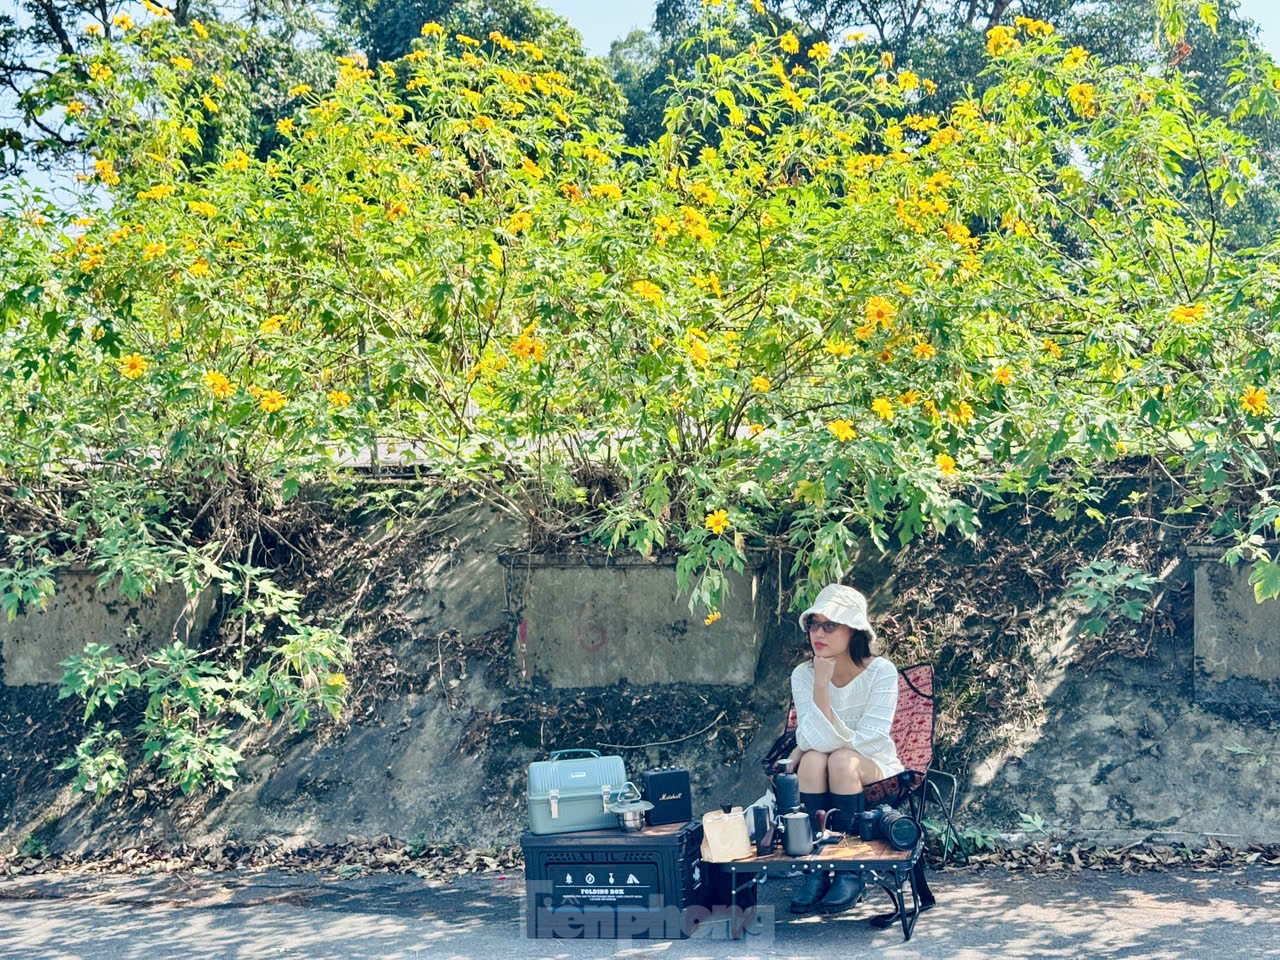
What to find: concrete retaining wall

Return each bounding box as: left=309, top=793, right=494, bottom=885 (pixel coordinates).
left=1191, top=547, right=1280, bottom=713
left=501, top=554, right=765, bottom=687
left=0, top=568, right=215, bottom=686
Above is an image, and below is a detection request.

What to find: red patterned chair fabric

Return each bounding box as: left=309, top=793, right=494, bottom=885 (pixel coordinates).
left=765, top=663, right=936, bottom=812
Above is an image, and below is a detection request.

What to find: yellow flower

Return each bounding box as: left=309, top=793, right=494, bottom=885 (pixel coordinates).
left=507, top=210, right=533, bottom=233
left=924, top=172, right=954, bottom=195
left=276, top=117, right=296, bottom=137
left=512, top=327, right=546, bottom=361
left=1171, top=303, right=1205, bottom=324
left=752, top=375, right=771, bottom=393
left=872, top=397, right=895, bottom=420
left=864, top=295, right=897, bottom=328
left=224, top=150, right=249, bottom=171
left=111, top=13, right=133, bottom=29
left=703, top=274, right=722, bottom=296
left=65, top=99, right=87, bottom=117
left=456, top=33, right=481, bottom=46
left=192, top=20, right=208, bottom=39
left=704, top=509, right=730, bottom=534
left=88, top=62, right=112, bottom=83
left=1241, top=386, right=1270, bottom=417
left=327, top=389, right=353, bottom=408
left=854, top=322, right=877, bottom=341
left=827, top=419, right=857, bottom=442
left=897, top=70, right=920, bottom=91
left=632, top=280, right=663, bottom=303
left=1063, top=46, right=1089, bottom=70
left=913, top=342, right=937, bottom=360
left=704, top=610, right=722, bottom=625
left=288, top=83, right=312, bottom=97
left=201, top=94, right=219, bottom=114
left=260, top=314, right=285, bottom=335
left=808, top=41, right=831, bottom=63
left=187, top=200, right=218, bottom=217
left=118, top=353, right=148, bottom=379
left=936, top=453, right=957, bottom=476
left=825, top=340, right=854, bottom=357
left=947, top=401, right=976, bottom=426
left=188, top=257, right=210, bottom=277
left=690, top=182, right=717, bottom=206
left=993, top=366, right=1014, bottom=386
left=686, top=337, right=711, bottom=367
left=1042, top=338, right=1063, bottom=359
left=898, top=389, right=922, bottom=406
left=202, top=370, right=235, bottom=399
left=170, top=56, right=193, bottom=71
left=520, top=156, right=544, bottom=180
left=142, top=241, right=168, bottom=260
left=591, top=183, right=623, bottom=202
left=780, top=32, right=800, bottom=54
left=421, top=22, right=445, bottom=37
left=136, top=184, right=177, bottom=201
left=749, top=423, right=765, bottom=436
left=259, top=389, right=287, bottom=413
left=986, top=25, right=1018, bottom=57
left=84, top=23, right=102, bottom=36
left=1067, top=82, right=1099, bottom=118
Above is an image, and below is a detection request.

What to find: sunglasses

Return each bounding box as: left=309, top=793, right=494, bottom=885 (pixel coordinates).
left=806, top=619, right=845, bottom=636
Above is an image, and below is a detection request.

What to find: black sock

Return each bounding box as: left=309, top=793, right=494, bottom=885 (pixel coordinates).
left=799, top=791, right=828, bottom=834
left=828, top=791, right=866, bottom=835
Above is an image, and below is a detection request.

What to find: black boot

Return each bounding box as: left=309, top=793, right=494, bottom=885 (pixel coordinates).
left=799, top=791, right=830, bottom=835
left=818, top=871, right=866, bottom=913
left=827, top=791, right=865, bottom=836
left=789, top=869, right=830, bottom=914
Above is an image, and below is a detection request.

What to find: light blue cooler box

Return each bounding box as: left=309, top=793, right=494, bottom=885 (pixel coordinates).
left=527, top=749, right=628, bottom=835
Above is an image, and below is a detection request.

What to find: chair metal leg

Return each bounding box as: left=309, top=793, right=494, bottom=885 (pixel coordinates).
left=925, top=770, right=961, bottom=866
left=868, top=859, right=935, bottom=935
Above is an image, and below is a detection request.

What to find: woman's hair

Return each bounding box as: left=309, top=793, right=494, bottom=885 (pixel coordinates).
left=849, top=628, right=874, bottom=666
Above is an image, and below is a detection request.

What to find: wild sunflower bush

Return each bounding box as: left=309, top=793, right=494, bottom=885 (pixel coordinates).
left=2, top=3, right=1279, bottom=792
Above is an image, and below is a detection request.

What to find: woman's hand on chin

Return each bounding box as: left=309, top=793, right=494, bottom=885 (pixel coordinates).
left=812, top=655, right=836, bottom=687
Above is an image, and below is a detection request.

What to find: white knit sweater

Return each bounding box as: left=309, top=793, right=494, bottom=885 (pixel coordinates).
left=791, top=657, right=904, bottom=780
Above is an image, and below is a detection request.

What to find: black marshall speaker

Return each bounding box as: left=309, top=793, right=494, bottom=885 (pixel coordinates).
left=640, top=768, right=693, bottom=826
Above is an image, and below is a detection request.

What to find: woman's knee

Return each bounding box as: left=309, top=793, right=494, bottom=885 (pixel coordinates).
left=796, top=749, right=828, bottom=787
left=827, top=748, right=864, bottom=789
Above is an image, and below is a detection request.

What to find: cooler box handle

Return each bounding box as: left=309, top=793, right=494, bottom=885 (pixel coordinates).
left=549, top=749, right=601, bottom=760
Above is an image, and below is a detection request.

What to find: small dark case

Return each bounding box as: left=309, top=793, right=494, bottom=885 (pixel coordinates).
left=640, top=768, right=693, bottom=826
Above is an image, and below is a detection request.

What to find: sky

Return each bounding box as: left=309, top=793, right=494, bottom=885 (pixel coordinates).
left=547, top=0, right=1280, bottom=58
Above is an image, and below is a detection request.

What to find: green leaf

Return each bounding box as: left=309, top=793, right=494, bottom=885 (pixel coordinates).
left=1248, top=559, right=1280, bottom=603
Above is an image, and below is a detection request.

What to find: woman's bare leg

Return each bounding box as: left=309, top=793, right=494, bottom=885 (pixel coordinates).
left=827, top=747, right=882, bottom=795
left=796, top=749, right=829, bottom=793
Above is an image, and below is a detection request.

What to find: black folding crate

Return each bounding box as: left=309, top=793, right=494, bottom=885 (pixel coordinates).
left=522, top=821, right=715, bottom=939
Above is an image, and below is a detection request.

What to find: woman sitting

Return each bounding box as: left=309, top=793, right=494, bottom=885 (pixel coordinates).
left=781, top=583, right=903, bottom=914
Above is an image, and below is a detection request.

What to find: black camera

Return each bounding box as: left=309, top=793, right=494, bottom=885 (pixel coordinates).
left=857, top=804, right=921, bottom=850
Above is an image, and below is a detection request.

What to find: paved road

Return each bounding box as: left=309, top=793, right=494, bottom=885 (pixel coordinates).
left=0, top=862, right=1277, bottom=959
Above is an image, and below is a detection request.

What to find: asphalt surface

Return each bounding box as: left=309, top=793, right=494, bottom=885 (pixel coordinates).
left=0, top=861, right=1277, bottom=959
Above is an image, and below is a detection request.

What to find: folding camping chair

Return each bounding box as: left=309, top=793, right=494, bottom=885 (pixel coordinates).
left=760, top=662, right=960, bottom=927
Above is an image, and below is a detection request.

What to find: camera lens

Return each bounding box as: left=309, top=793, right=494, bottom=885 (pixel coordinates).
left=881, top=809, right=921, bottom=850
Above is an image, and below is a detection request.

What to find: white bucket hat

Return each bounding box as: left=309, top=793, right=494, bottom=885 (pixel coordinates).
left=798, top=583, right=876, bottom=643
